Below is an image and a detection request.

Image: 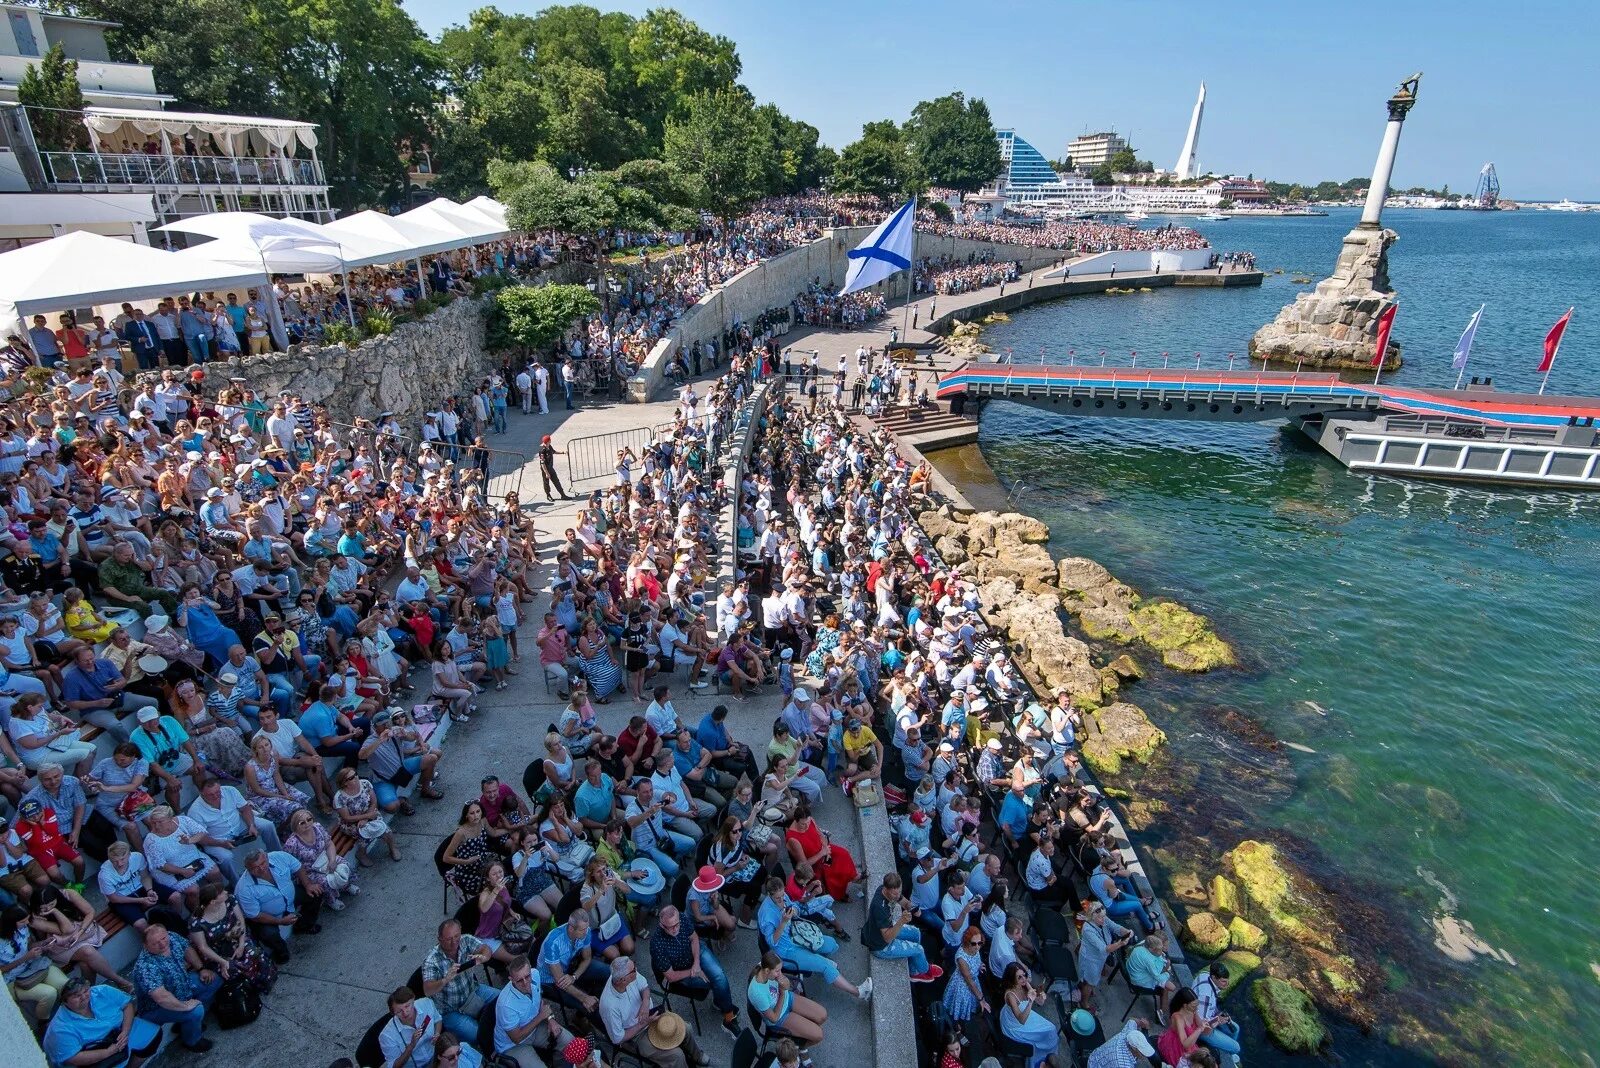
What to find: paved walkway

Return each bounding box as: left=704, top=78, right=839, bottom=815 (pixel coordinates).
left=175, top=391, right=878, bottom=1068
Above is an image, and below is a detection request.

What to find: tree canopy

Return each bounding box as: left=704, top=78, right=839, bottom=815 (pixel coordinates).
left=17, top=43, right=87, bottom=151
left=832, top=120, right=920, bottom=199
left=902, top=92, right=1002, bottom=192
left=487, top=284, right=600, bottom=354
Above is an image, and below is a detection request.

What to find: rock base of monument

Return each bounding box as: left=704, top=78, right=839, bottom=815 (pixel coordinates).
left=1250, top=224, right=1403, bottom=371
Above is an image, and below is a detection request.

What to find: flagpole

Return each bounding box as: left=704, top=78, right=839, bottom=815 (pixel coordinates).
left=899, top=194, right=917, bottom=346
left=1453, top=304, right=1484, bottom=391
left=1539, top=306, right=1573, bottom=396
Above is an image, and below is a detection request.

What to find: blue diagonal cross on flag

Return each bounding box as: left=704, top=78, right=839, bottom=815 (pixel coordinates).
left=839, top=200, right=916, bottom=296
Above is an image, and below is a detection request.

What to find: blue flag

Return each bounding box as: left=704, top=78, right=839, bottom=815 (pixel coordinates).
left=1452, top=304, right=1484, bottom=371
left=839, top=200, right=916, bottom=296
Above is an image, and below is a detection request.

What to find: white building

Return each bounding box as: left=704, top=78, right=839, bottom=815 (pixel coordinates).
left=1066, top=131, right=1128, bottom=171
left=0, top=3, right=174, bottom=109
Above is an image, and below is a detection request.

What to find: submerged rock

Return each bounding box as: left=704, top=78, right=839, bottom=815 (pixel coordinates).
left=1209, top=875, right=1241, bottom=916
left=1229, top=916, right=1268, bottom=953
left=1218, top=950, right=1261, bottom=986
left=1130, top=600, right=1237, bottom=671
left=1251, top=977, right=1329, bottom=1052
left=1185, top=912, right=1231, bottom=957
left=1424, top=786, right=1462, bottom=822
left=1171, top=872, right=1208, bottom=906
left=1224, top=840, right=1336, bottom=952
left=1081, top=702, right=1166, bottom=776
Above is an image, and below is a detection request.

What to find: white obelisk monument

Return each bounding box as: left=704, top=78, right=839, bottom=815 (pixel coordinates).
left=1173, top=83, right=1205, bottom=180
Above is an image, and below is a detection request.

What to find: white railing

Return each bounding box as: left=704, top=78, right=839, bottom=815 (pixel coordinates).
left=40, top=151, right=325, bottom=189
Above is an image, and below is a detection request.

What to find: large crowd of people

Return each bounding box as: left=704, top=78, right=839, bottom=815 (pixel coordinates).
left=917, top=217, right=1211, bottom=255
left=914, top=257, right=1021, bottom=296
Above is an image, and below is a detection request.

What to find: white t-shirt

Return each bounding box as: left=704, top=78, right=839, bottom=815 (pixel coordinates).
left=187, top=785, right=251, bottom=839
left=254, top=721, right=303, bottom=761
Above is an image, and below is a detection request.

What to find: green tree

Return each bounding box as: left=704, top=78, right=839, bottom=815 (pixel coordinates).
left=487, top=284, right=600, bottom=355
left=1089, top=165, right=1114, bottom=186
left=663, top=88, right=766, bottom=218
left=754, top=104, right=827, bottom=194
left=76, top=0, right=278, bottom=115
left=901, top=92, right=1002, bottom=192
left=832, top=120, right=917, bottom=198
left=626, top=8, right=741, bottom=145
left=1108, top=147, right=1139, bottom=174
left=17, top=43, right=87, bottom=150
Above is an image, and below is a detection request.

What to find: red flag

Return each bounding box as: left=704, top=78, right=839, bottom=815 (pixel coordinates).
left=1538, top=307, right=1574, bottom=373
left=1371, top=303, right=1398, bottom=368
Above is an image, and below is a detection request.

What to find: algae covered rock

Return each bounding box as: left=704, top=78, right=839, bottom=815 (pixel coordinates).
left=1081, top=702, right=1166, bottom=776
left=1223, top=840, right=1336, bottom=951
left=1077, top=602, right=1139, bottom=642
left=1251, top=977, right=1329, bottom=1052
left=1424, top=786, right=1462, bottom=821
left=1107, top=654, right=1143, bottom=681
left=1130, top=600, right=1236, bottom=671
left=1171, top=872, right=1208, bottom=906
left=1209, top=875, right=1241, bottom=916
left=1229, top=916, right=1268, bottom=953
left=1218, top=950, right=1260, bottom=985
left=1185, top=912, right=1231, bottom=957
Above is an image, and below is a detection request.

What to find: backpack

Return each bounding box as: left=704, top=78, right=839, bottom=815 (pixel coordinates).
left=213, top=975, right=262, bottom=1029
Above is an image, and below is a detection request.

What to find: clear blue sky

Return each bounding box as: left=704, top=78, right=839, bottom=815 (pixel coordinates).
left=407, top=0, right=1600, bottom=200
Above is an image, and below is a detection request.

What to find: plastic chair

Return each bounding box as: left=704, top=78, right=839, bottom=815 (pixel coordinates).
left=731, top=1027, right=761, bottom=1068
left=521, top=758, right=547, bottom=805
left=354, top=1015, right=389, bottom=1068
left=654, top=966, right=708, bottom=1035
left=991, top=1019, right=1039, bottom=1068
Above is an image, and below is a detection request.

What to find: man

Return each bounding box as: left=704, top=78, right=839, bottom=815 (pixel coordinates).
left=129, top=708, right=200, bottom=809
left=421, top=918, right=498, bottom=1043
left=560, top=358, right=577, bottom=411
left=533, top=362, right=550, bottom=414
left=43, top=976, right=163, bottom=1068
left=598, top=956, right=706, bottom=1068
left=252, top=703, right=332, bottom=808
left=27, top=313, right=63, bottom=366
left=130, top=924, right=219, bottom=1053
left=380, top=987, right=444, bottom=1068
left=655, top=612, right=708, bottom=688
left=939, top=868, right=979, bottom=951
left=235, top=848, right=324, bottom=963
left=536, top=912, right=606, bottom=1012
left=862, top=873, right=943, bottom=983
left=693, top=704, right=754, bottom=782
left=537, top=436, right=566, bottom=501
left=649, top=751, right=714, bottom=833
left=623, top=778, right=692, bottom=879
left=177, top=298, right=212, bottom=365
left=670, top=728, right=732, bottom=809
left=187, top=775, right=281, bottom=876
left=713, top=630, right=766, bottom=700
left=840, top=715, right=883, bottom=793
left=493, top=953, right=573, bottom=1068
left=1194, top=960, right=1243, bottom=1064
left=997, top=783, right=1031, bottom=848
left=62, top=645, right=156, bottom=742
left=120, top=310, right=162, bottom=372
left=98, top=540, right=179, bottom=618
left=572, top=758, right=618, bottom=832
left=644, top=685, right=681, bottom=738
left=616, top=715, right=663, bottom=779
left=299, top=681, right=367, bottom=769
left=22, top=761, right=117, bottom=862
left=650, top=905, right=739, bottom=1038
left=515, top=365, right=534, bottom=415
left=148, top=301, right=184, bottom=367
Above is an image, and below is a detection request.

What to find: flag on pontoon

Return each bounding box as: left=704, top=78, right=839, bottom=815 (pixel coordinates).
left=1537, top=307, right=1573, bottom=373
left=1451, top=304, right=1484, bottom=371
left=1371, top=302, right=1398, bottom=368
left=839, top=200, right=916, bottom=297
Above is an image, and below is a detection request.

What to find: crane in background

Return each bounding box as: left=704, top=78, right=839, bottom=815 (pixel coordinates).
left=1473, top=162, right=1501, bottom=209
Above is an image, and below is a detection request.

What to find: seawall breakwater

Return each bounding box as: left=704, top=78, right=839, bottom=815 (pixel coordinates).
left=903, top=497, right=1383, bottom=1054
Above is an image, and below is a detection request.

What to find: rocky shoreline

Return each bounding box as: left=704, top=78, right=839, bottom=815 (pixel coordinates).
left=906, top=502, right=1397, bottom=1055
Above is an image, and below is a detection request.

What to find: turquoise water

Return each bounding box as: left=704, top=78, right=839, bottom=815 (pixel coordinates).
left=975, top=209, right=1600, bottom=1064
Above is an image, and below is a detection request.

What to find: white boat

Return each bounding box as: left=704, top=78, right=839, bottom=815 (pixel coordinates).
left=1546, top=199, right=1588, bottom=212
left=1125, top=210, right=1149, bottom=221
left=1198, top=212, right=1229, bottom=221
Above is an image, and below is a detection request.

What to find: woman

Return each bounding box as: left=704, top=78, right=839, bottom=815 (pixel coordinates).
left=538, top=796, right=592, bottom=883
left=804, top=613, right=843, bottom=677
left=618, top=609, right=651, bottom=702
left=284, top=807, right=357, bottom=912
left=577, top=855, right=634, bottom=961
left=0, top=905, right=69, bottom=1024
left=708, top=813, right=765, bottom=917
left=26, top=885, right=129, bottom=991
left=188, top=882, right=276, bottom=994
left=595, top=818, right=663, bottom=919
left=6, top=692, right=94, bottom=774
left=430, top=640, right=478, bottom=723
left=556, top=682, right=602, bottom=756
left=211, top=569, right=257, bottom=639
left=442, top=800, right=493, bottom=898
left=941, top=926, right=988, bottom=1026
left=1158, top=987, right=1216, bottom=1068
left=506, top=826, right=562, bottom=924
left=765, top=726, right=822, bottom=805
left=176, top=583, right=241, bottom=670
left=537, top=730, right=578, bottom=799
left=471, top=859, right=529, bottom=963
left=999, top=961, right=1059, bottom=1068
left=1074, top=901, right=1133, bottom=1014
left=96, top=841, right=159, bottom=932
left=429, top=1030, right=484, bottom=1068
left=784, top=802, right=862, bottom=905
left=332, top=766, right=400, bottom=864
left=574, top=618, right=620, bottom=701
left=359, top=616, right=408, bottom=689
left=243, top=733, right=312, bottom=827
left=168, top=676, right=250, bottom=779
left=760, top=752, right=805, bottom=819
left=1125, top=932, right=1177, bottom=1025
left=747, top=950, right=828, bottom=1045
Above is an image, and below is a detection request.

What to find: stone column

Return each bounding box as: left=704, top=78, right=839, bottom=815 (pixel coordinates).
left=1358, top=75, right=1421, bottom=229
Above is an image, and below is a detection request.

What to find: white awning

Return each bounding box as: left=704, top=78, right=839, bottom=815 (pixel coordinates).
left=82, top=106, right=319, bottom=158
left=0, top=193, right=155, bottom=228
left=170, top=238, right=347, bottom=275
left=322, top=210, right=469, bottom=263
left=0, top=231, right=266, bottom=323
left=395, top=199, right=509, bottom=250
left=462, top=196, right=509, bottom=229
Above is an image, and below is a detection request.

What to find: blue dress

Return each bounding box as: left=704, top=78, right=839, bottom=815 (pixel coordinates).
left=1002, top=992, right=1060, bottom=1068
left=942, top=947, right=983, bottom=1020
left=183, top=601, right=241, bottom=669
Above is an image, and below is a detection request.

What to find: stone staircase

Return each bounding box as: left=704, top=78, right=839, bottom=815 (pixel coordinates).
left=870, top=402, right=979, bottom=448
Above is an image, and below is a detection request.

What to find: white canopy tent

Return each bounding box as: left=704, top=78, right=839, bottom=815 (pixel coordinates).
left=397, top=199, right=510, bottom=248
left=462, top=196, right=509, bottom=230
left=0, top=231, right=265, bottom=348
left=322, top=210, right=466, bottom=292
left=82, top=106, right=319, bottom=160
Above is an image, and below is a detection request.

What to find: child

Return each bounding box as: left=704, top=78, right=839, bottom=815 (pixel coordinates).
left=825, top=708, right=845, bottom=785
left=13, top=798, right=84, bottom=890
left=493, top=576, right=522, bottom=663
left=777, top=646, right=795, bottom=697
left=481, top=612, right=509, bottom=691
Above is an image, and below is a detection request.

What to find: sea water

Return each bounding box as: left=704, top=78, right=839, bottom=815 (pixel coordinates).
left=972, top=208, right=1600, bottom=1065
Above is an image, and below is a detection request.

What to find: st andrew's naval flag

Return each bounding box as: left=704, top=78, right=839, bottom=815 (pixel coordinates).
left=839, top=200, right=916, bottom=296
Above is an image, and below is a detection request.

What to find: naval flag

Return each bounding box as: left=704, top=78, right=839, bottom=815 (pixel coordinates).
left=1452, top=305, right=1484, bottom=371
left=839, top=200, right=917, bottom=297
left=1371, top=301, right=1398, bottom=368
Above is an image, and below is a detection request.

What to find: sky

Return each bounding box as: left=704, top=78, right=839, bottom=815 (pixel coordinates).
left=407, top=0, right=1600, bottom=201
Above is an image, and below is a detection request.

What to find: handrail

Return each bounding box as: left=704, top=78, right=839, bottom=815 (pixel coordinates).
left=40, top=151, right=325, bottom=188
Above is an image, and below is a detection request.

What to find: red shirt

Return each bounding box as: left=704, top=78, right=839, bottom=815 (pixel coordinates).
left=618, top=723, right=659, bottom=761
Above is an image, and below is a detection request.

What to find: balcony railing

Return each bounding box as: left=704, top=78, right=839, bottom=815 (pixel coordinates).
left=39, top=152, right=326, bottom=189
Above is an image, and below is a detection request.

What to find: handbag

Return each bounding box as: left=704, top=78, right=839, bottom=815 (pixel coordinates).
left=852, top=780, right=882, bottom=809
left=213, top=975, right=262, bottom=1030
left=117, top=789, right=157, bottom=821
left=789, top=917, right=827, bottom=952
left=384, top=739, right=414, bottom=787
left=312, top=851, right=352, bottom=891
left=357, top=816, right=391, bottom=841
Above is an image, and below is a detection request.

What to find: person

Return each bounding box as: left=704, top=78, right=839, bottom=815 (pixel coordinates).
left=43, top=975, right=163, bottom=1066
left=429, top=1029, right=484, bottom=1068
left=861, top=873, right=942, bottom=983
left=332, top=766, right=401, bottom=864
left=746, top=950, right=829, bottom=1046
left=577, top=855, right=634, bottom=962
left=421, top=918, right=498, bottom=1044
left=1075, top=900, right=1133, bottom=1013
left=536, top=911, right=606, bottom=1012
left=97, top=841, right=160, bottom=933
left=597, top=955, right=707, bottom=1068
left=999, top=961, right=1059, bottom=1068
left=492, top=952, right=573, bottom=1068
left=187, top=881, right=277, bottom=995
left=943, top=925, right=988, bottom=1025
left=130, top=923, right=221, bottom=1054
left=1193, top=960, right=1242, bottom=1064
left=839, top=714, right=882, bottom=793
left=26, top=883, right=130, bottom=991
left=783, top=802, right=862, bottom=904
left=139, top=805, right=223, bottom=912
left=649, top=905, right=739, bottom=1038
left=381, top=986, right=444, bottom=1068
left=442, top=801, right=494, bottom=898
left=1086, top=1019, right=1159, bottom=1068
left=756, top=877, right=871, bottom=1002
left=1024, top=834, right=1071, bottom=906
left=1125, top=932, right=1177, bottom=1025
left=537, top=437, right=567, bottom=501
left=235, top=848, right=324, bottom=964
left=1, top=903, right=70, bottom=1024
left=283, top=807, right=356, bottom=911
